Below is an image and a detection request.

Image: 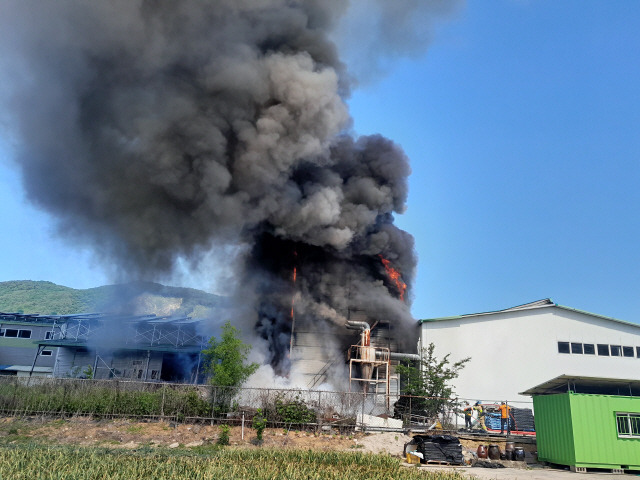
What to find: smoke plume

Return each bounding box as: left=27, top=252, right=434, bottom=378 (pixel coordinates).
left=0, top=1, right=456, bottom=380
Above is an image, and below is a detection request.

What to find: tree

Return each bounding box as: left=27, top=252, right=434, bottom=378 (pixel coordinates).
left=394, top=342, right=470, bottom=422
left=202, top=321, right=259, bottom=388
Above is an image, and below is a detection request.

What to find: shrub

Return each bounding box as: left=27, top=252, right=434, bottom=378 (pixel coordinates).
left=216, top=424, right=230, bottom=446
left=252, top=409, right=267, bottom=442
left=274, top=395, right=316, bottom=426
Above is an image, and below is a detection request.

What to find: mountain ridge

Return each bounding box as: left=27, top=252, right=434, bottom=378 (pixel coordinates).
left=0, top=280, right=225, bottom=317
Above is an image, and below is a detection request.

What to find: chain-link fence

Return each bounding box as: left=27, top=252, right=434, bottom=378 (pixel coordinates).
left=0, top=376, right=532, bottom=433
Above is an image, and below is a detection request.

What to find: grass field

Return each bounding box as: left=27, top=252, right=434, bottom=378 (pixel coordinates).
left=0, top=442, right=469, bottom=480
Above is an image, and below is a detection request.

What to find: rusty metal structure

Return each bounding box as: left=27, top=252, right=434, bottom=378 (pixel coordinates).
left=346, top=321, right=391, bottom=395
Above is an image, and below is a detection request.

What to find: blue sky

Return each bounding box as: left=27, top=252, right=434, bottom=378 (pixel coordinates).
left=1, top=1, right=639, bottom=322
left=350, top=1, right=640, bottom=321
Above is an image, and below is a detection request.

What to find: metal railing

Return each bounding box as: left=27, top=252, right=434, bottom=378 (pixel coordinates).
left=0, top=376, right=533, bottom=433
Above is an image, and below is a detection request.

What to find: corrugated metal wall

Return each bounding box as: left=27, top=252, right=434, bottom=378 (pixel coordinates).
left=53, top=348, right=94, bottom=377
left=534, top=393, right=640, bottom=469
left=533, top=393, right=576, bottom=466
left=570, top=394, right=640, bottom=469
left=0, top=323, right=57, bottom=370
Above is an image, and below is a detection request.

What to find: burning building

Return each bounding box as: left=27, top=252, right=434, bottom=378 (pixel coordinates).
left=0, top=312, right=206, bottom=382
left=0, top=2, right=456, bottom=389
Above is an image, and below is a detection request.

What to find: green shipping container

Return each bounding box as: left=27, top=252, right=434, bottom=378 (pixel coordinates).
left=525, top=376, right=640, bottom=471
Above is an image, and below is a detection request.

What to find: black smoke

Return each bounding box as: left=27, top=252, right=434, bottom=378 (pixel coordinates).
left=0, top=1, right=458, bottom=376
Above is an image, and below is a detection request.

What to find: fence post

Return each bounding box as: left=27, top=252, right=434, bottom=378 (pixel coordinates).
left=361, top=392, right=365, bottom=432
left=11, top=377, right=18, bottom=415
left=211, top=386, right=217, bottom=426
left=454, top=397, right=458, bottom=430
left=161, top=384, right=166, bottom=418
left=317, top=391, right=322, bottom=434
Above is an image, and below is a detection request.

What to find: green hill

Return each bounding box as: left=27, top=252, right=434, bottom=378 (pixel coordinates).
left=0, top=280, right=226, bottom=317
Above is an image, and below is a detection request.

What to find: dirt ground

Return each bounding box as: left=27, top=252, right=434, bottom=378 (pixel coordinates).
left=0, top=416, right=412, bottom=454
left=0, top=417, right=631, bottom=478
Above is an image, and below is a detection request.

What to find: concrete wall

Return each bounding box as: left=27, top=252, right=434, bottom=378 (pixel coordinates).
left=420, top=307, right=640, bottom=404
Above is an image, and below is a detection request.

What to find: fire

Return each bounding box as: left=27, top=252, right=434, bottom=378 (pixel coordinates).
left=379, top=255, right=407, bottom=301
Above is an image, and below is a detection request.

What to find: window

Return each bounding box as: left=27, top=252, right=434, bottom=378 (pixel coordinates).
left=45, top=331, right=53, bottom=340
left=637, top=347, right=640, bottom=358
left=611, top=345, right=622, bottom=357
left=40, top=350, right=52, bottom=356
left=151, top=370, right=159, bottom=380
left=0, top=329, right=4, bottom=337
left=571, top=343, right=583, bottom=354
left=583, top=344, right=595, bottom=355
left=558, top=342, right=570, bottom=354
left=4, top=329, right=31, bottom=339
left=597, top=344, right=610, bottom=356
left=623, top=346, right=635, bottom=358
left=616, top=412, right=640, bottom=438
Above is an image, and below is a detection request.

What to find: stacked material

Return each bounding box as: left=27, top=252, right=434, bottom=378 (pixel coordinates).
left=412, top=435, right=464, bottom=465
left=511, top=408, right=535, bottom=432
left=485, top=412, right=502, bottom=430
left=485, top=408, right=535, bottom=432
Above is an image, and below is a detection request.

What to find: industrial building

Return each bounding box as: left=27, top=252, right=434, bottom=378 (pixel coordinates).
left=419, top=299, right=640, bottom=404
left=0, top=308, right=411, bottom=395
left=8, top=296, right=640, bottom=410
left=290, top=312, right=409, bottom=393
left=0, top=312, right=206, bottom=382
left=0, top=313, right=58, bottom=377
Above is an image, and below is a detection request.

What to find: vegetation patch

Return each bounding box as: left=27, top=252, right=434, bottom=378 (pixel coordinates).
left=0, top=442, right=470, bottom=480
left=0, top=379, right=213, bottom=419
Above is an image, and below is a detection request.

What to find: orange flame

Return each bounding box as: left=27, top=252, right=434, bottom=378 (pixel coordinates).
left=379, top=255, right=407, bottom=301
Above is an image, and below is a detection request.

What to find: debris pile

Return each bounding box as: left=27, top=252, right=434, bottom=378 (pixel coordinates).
left=406, top=435, right=464, bottom=465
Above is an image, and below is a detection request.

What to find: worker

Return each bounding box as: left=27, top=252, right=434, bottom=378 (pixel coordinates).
left=474, top=401, right=487, bottom=431
left=499, top=401, right=512, bottom=434
left=463, top=402, right=473, bottom=429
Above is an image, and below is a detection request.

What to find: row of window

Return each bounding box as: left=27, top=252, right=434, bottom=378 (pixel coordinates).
left=558, top=341, right=640, bottom=358
left=0, top=328, right=32, bottom=339
left=0, top=329, right=56, bottom=340
left=616, top=412, right=640, bottom=438
left=122, top=369, right=159, bottom=379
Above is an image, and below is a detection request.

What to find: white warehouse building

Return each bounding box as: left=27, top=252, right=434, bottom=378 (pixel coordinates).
left=418, top=299, right=640, bottom=405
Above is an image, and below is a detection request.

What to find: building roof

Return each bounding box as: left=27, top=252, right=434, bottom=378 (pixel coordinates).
left=418, top=298, right=640, bottom=330
left=0, top=312, right=199, bottom=327
left=520, top=374, right=640, bottom=397
left=36, top=339, right=204, bottom=354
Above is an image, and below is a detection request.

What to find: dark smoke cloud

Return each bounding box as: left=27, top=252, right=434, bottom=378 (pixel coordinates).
left=334, top=0, right=464, bottom=84
left=0, top=1, right=455, bottom=376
